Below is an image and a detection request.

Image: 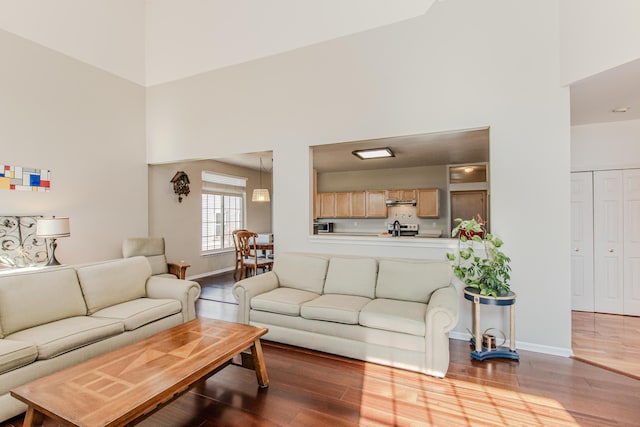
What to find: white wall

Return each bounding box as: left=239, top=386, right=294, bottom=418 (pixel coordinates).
left=560, top=0, right=640, bottom=84
left=0, top=29, right=147, bottom=264
left=147, top=1, right=572, bottom=354
left=571, top=119, right=640, bottom=171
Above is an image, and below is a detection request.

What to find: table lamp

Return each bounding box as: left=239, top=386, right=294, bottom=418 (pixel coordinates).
left=36, top=217, right=70, bottom=266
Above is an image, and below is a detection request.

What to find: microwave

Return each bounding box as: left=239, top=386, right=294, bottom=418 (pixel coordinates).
left=314, top=222, right=334, bottom=233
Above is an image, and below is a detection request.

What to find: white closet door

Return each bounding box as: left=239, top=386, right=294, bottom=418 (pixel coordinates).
left=594, top=170, right=624, bottom=314
left=571, top=172, right=594, bottom=311
left=624, top=169, right=640, bottom=315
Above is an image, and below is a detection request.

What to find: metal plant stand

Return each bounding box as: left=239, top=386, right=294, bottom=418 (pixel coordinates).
left=463, top=287, right=520, bottom=361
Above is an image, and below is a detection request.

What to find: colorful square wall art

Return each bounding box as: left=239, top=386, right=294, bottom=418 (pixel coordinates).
left=0, top=164, right=51, bottom=192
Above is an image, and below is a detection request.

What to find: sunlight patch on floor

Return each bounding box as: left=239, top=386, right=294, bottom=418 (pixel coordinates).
left=357, top=363, right=579, bottom=426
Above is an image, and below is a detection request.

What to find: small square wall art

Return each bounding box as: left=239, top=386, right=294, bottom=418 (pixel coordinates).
left=0, top=164, right=51, bottom=192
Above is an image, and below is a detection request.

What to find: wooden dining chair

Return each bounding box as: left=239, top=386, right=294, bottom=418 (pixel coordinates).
left=236, top=230, right=274, bottom=279
left=232, top=229, right=248, bottom=280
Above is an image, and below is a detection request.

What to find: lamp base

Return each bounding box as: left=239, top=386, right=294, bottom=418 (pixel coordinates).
left=46, top=239, right=61, bottom=266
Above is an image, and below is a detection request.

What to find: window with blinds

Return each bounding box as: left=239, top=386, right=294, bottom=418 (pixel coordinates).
left=201, top=171, right=246, bottom=253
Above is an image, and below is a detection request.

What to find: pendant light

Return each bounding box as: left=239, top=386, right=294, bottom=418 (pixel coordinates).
left=252, top=157, right=270, bottom=202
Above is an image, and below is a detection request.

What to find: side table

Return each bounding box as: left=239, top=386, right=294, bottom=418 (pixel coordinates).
left=463, top=287, right=520, bottom=361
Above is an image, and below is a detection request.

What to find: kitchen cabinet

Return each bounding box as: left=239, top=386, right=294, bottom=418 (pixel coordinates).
left=350, top=191, right=366, bottom=217
left=335, top=192, right=351, bottom=217
left=417, top=188, right=440, bottom=218
left=318, top=191, right=379, bottom=218
left=366, top=190, right=387, bottom=218
left=313, top=169, right=320, bottom=219
left=319, top=192, right=336, bottom=218
left=386, top=189, right=416, bottom=200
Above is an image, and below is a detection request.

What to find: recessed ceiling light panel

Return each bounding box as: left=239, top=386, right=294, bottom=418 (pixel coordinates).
left=352, top=147, right=395, bottom=160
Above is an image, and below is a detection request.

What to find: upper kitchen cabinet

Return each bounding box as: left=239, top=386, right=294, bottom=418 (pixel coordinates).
left=319, top=192, right=336, bottom=218
left=335, top=192, right=351, bottom=217
left=317, top=190, right=383, bottom=218
left=387, top=189, right=416, bottom=201
left=365, top=190, right=387, bottom=218
left=417, top=188, right=440, bottom=218
left=350, top=191, right=366, bottom=217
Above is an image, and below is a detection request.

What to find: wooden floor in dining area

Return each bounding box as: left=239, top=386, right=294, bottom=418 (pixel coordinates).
left=3, top=275, right=640, bottom=426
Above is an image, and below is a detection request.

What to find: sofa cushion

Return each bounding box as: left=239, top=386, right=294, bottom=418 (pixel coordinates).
left=0, top=267, right=87, bottom=336
left=375, top=259, right=451, bottom=303
left=323, top=257, right=377, bottom=299
left=359, top=298, right=427, bottom=336
left=0, top=339, right=38, bottom=375
left=301, top=294, right=371, bottom=324
left=273, top=253, right=328, bottom=294
left=6, top=316, right=124, bottom=360
left=76, top=257, right=151, bottom=315
left=251, top=288, right=320, bottom=316
left=92, top=298, right=181, bottom=331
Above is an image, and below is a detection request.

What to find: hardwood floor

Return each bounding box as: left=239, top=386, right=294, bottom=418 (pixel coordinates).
left=3, top=275, right=640, bottom=426
left=571, top=310, right=640, bottom=380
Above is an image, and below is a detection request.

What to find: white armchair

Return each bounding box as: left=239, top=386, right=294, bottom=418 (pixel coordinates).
left=122, top=237, right=190, bottom=279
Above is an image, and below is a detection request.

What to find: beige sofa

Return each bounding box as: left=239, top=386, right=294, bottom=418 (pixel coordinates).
left=232, top=253, right=459, bottom=377
left=0, top=256, right=201, bottom=422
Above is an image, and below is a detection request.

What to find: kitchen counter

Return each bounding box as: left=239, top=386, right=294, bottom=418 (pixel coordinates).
left=322, top=231, right=443, bottom=238
left=309, top=233, right=457, bottom=249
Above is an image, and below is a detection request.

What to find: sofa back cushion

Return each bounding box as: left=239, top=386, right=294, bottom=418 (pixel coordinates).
left=122, top=237, right=168, bottom=275
left=323, top=257, right=377, bottom=299
left=375, top=259, right=452, bottom=303
left=76, top=256, right=151, bottom=315
left=272, top=253, right=328, bottom=294
left=145, top=255, right=169, bottom=276
left=0, top=267, right=87, bottom=336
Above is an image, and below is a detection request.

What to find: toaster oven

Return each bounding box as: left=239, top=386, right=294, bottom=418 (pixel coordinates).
left=314, top=222, right=334, bottom=233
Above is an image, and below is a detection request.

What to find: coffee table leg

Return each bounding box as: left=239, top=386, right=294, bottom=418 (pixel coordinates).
left=250, top=340, right=269, bottom=388
left=23, top=406, right=44, bottom=427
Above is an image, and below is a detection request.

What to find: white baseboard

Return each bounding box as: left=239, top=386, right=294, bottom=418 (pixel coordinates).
left=449, top=331, right=573, bottom=358
left=186, top=266, right=235, bottom=281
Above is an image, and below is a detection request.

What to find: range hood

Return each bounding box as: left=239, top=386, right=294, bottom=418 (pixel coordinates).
left=385, top=199, right=417, bottom=206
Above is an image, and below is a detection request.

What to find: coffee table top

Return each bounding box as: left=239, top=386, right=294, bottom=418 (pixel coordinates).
left=11, top=319, right=267, bottom=426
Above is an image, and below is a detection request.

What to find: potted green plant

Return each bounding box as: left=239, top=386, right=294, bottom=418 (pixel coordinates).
left=446, top=216, right=512, bottom=297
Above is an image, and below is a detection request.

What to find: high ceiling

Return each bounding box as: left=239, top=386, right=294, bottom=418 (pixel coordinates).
left=0, top=1, right=638, bottom=171
left=570, top=57, right=640, bottom=126
left=0, top=0, right=434, bottom=87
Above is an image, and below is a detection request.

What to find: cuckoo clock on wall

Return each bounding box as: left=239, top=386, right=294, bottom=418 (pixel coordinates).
left=170, top=171, right=190, bottom=203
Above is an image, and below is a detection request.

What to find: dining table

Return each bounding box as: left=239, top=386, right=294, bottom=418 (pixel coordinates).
left=255, top=242, right=274, bottom=258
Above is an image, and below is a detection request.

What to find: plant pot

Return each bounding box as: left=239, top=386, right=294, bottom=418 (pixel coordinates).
left=460, top=229, right=485, bottom=239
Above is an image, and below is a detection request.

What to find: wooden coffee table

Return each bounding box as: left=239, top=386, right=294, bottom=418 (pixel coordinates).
left=11, top=319, right=269, bottom=426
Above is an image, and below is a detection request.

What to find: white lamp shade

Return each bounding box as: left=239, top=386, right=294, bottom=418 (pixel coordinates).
left=252, top=188, right=270, bottom=202
left=37, top=217, right=71, bottom=238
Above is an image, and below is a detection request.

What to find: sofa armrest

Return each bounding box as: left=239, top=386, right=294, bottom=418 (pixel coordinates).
left=424, top=284, right=459, bottom=377
left=232, top=271, right=279, bottom=324
left=146, top=276, right=201, bottom=322
left=426, top=284, right=459, bottom=332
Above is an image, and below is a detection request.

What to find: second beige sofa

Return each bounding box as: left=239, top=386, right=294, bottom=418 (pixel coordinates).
left=233, top=252, right=459, bottom=378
